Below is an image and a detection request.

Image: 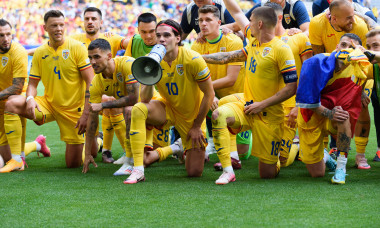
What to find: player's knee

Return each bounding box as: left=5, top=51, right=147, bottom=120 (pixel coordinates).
left=131, top=103, right=148, bottom=120
left=66, top=160, right=81, bottom=168
left=211, top=109, right=228, bottom=128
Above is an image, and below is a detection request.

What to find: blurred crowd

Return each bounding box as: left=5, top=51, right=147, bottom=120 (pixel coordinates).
left=0, top=0, right=253, bottom=45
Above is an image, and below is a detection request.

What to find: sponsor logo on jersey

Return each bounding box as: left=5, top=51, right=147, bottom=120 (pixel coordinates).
left=220, top=47, right=226, bottom=52
left=327, top=34, right=335, bottom=37
left=62, top=49, right=70, bottom=60
left=1, top=57, right=8, bottom=67
left=167, top=72, right=174, bottom=77
left=262, top=47, right=271, bottom=57
left=281, top=36, right=289, bottom=43
left=176, top=64, right=184, bottom=76
left=116, top=72, right=123, bottom=82
left=53, top=56, right=59, bottom=60
left=42, top=55, right=49, bottom=59
left=284, top=14, right=291, bottom=24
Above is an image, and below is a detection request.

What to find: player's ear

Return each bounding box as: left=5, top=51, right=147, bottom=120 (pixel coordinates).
left=107, top=52, right=112, bottom=60
left=278, top=15, right=283, bottom=22
left=218, top=20, right=221, bottom=26
left=43, top=24, right=47, bottom=32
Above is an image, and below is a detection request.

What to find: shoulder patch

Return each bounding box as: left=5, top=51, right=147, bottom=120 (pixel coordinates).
left=285, top=60, right=295, bottom=65
left=198, top=67, right=209, bottom=76
left=281, top=36, right=289, bottom=43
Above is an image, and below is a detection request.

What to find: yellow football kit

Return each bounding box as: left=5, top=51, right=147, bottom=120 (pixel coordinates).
left=70, top=33, right=125, bottom=57
left=309, top=13, right=368, bottom=53
left=30, top=38, right=91, bottom=143
left=0, top=41, right=28, bottom=155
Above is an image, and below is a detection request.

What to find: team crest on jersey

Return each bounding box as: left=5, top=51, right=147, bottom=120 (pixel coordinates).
left=116, top=72, right=123, bottom=82
left=284, top=14, right=291, bottom=24
left=281, top=36, right=289, bottom=43
left=1, top=57, right=8, bottom=67
left=262, top=47, right=271, bottom=57
left=220, top=47, right=227, bottom=52
left=62, top=49, right=70, bottom=60
left=176, top=64, right=184, bottom=76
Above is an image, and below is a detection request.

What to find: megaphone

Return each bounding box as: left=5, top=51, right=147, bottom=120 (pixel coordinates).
left=131, top=44, right=166, bottom=85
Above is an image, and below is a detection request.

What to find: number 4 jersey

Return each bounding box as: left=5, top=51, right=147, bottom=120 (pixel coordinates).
left=30, top=37, right=91, bottom=109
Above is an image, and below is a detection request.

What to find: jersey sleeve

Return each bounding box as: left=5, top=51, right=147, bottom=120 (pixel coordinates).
left=122, top=57, right=138, bottom=84
left=191, top=54, right=210, bottom=82
left=277, top=44, right=297, bottom=83
left=89, top=75, right=103, bottom=103
left=298, top=33, right=313, bottom=57
left=190, top=41, right=201, bottom=54
left=180, top=8, right=193, bottom=34
left=109, top=34, right=125, bottom=52
left=293, top=1, right=310, bottom=27
left=309, top=16, right=323, bottom=46
left=227, top=36, right=243, bottom=66
left=29, top=49, right=41, bottom=80
left=12, top=46, right=28, bottom=79
left=74, top=43, right=92, bottom=71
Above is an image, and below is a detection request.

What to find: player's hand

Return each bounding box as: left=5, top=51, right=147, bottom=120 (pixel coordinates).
left=196, top=32, right=207, bottom=44
left=187, top=126, right=206, bottom=150
left=361, top=91, right=371, bottom=108
left=210, top=97, right=219, bottom=112
left=331, top=106, right=349, bottom=122
left=287, top=28, right=302, bottom=36
left=82, top=154, right=97, bottom=173
left=350, top=40, right=366, bottom=53
left=244, top=101, right=265, bottom=115
left=91, top=103, right=103, bottom=112
left=26, top=98, right=40, bottom=120
left=221, top=27, right=233, bottom=35
left=286, top=107, right=298, bottom=128
left=75, top=113, right=88, bottom=135
left=104, top=31, right=114, bottom=38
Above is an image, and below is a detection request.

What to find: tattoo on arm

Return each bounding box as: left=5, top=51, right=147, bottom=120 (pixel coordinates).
left=85, top=90, right=90, bottom=99
left=320, top=107, right=335, bottom=120
left=202, top=50, right=246, bottom=64
left=0, top=78, right=25, bottom=101
left=101, top=83, right=139, bottom=109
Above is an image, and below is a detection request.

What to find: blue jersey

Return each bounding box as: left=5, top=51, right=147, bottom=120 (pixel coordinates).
left=245, top=0, right=310, bottom=30
left=180, top=0, right=235, bottom=34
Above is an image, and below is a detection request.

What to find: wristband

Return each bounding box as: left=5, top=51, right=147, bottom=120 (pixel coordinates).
left=26, top=96, right=34, bottom=103
left=364, top=51, right=375, bottom=62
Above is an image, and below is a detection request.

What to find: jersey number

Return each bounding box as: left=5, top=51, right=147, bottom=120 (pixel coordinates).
left=157, top=129, right=169, bottom=142
left=271, top=141, right=280, bottom=156
left=54, top=66, right=61, bottom=79
left=248, top=57, right=257, bottom=74
left=165, top=82, right=178, bottom=95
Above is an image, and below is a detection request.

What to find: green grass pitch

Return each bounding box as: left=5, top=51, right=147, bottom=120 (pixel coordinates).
left=1, top=86, right=380, bottom=227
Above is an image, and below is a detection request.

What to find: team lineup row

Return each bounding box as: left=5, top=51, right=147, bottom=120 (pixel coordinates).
left=0, top=0, right=380, bottom=185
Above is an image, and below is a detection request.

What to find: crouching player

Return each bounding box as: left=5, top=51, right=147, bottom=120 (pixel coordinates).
left=296, top=34, right=372, bottom=184
left=125, top=19, right=214, bottom=184
left=82, top=38, right=139, bottom=173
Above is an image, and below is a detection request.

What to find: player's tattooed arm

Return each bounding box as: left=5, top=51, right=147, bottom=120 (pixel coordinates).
left=311, top=44, right=325, bottom=55
left=0, top=78, right=25, bottom=101
left=101, top=83, right=139, bottom=109
left=313, top=106, right=349, bottom=122
left=83, top=111, right=99, bottom=173
left=202, top=50, right=247, bottom=64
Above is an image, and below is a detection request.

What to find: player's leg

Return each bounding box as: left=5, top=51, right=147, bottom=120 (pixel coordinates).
left=279, top=107, right=298, bottom=167
left=237, top=130, right=251, bottom=160
left=372, top=86, right=380, bottom=161
left=354, top=106, right=371, bottom=169
left=0, top=110, right=18, bottom=172
left=102, top=108, right=126, bottom=163
left=124, top=100, right=167, bottom=184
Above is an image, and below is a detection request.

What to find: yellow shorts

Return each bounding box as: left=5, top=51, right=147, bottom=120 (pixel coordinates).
left=280, top=107, right=297, bottom=158
left=34, top=96, right=85, bottom=144
left=297, top=111, right=337, bottom=164
left=364, top=79, right=374, bottom=98
left=0, top=101, right=6, bottom=146
left=223, top=101, right=283, bottom=164
left=153, top=125, right=171, bottom=148
left=218, top=93, right=245, bottom=106
left=156, top=97, right=206, bottom=151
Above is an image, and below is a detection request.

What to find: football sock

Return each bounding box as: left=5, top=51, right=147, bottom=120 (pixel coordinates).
left=124, top=138, right=133, bottom=161
left=323, top=136, right=329, bottom=149
left=354, top=136, right=368, bottom=154
left=156, top=147, right=173, bottom=162
left=110, top=113, right=126, bottom=151
left=24, top=142, right=38, bottom=156
left=230, top=151, right=239, bottom=160
left=223, top=166, right=233, bottom=173
left=97, top=137, right=103, bottom=152
left=130, top=103, right=148, bottom=167
left=169, top=143, right=180, bottom=155
left=229, top=134, right=237, bottom=155
left=336, top=151, right=348, bottom=173
left=323, top=148, right=330, bottom=163
left=11, top=154, right=22, bottom=163
left=102, top=114, right=114, bottom=151
left=4, top=112, right=22, bottom=156
left=134, top=165, right=144, bottom=172
left=20, top=116, right=26, bottom=152
left=285, top=143, right=299, bottom=167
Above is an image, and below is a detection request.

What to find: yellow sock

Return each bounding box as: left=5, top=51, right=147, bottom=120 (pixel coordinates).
left=102, top=114, right=114, bottom=151
left=280, top=124, right=296, bottom=160
left=130, top=103, right=148, bottom=167
left=355, top=136, right=368, bottom=154
left=212, top=106, right=233, bottom=169
left=4, top=112, right=22, bottom=156
left=284, top=143, right=299, bottom=167
left=20, top=116, right=26, bottom=152
left=24, top=142, right=37, bottom=156
left=323, top=136, right=329, bottom=149
left=230, top=133, right=237, bottom=153
left=110, top=113, right=126, bottom=151
left=124, top=138, right=133, bottom=158
left=97, top=137, right=103, bottom=152
left=156, top=146, right=173, bottom=162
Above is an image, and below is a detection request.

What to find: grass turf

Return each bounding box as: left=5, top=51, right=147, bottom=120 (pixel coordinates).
left=0, top=92, right=379, bottom=227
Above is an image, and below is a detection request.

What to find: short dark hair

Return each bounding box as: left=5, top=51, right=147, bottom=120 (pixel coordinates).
left=138, top=13, right=156, bottom=24
left=340, top=33, right=362, bottom=46
left=251, top=6, right=277, bottom=28
left=329, top=0, right=352, bottom=13
left=0, top=19, right=12, bottom=29
left=84, top=7, right=102, bottom=19
left=264, top=2, right=283, bottom=16
left=88, top=38, right=111, bottom=52
left=366, top=29, right=380, bottom=38
left=44, top=10, right=65, bottom=24
left=157, top=19, right=183, bottom=46
left=198, top=5, right=220, bottom=19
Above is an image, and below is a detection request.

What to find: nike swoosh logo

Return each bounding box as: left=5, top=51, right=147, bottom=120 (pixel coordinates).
left=327, top=34, right=335, bottom=37
left=192, top=56, right=200, bottom=60
left=216, top=147, right=224, bottom=152
left=42, top=55, right=49, bottom=59
left=5, top=131, right=14, bottom=135
left=130, top=132, right=139, bottom=136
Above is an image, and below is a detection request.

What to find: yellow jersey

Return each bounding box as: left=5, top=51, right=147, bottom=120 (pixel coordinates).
left=90, top=56, right=137, bottom=103
left=277, top=31, right=312, bottom=107
left=191, top=32, right=244, bottom=98
left=70, top=33, right=125, bottom=57
left=156, top=47, right=210, bottom=121
left=0, top=41, right=27, bottom=92
left=243, top=26, right=297, bottom=124
left=30, top=37, right=92, bottom=109
left=309, top=13, right=368, bottom=53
